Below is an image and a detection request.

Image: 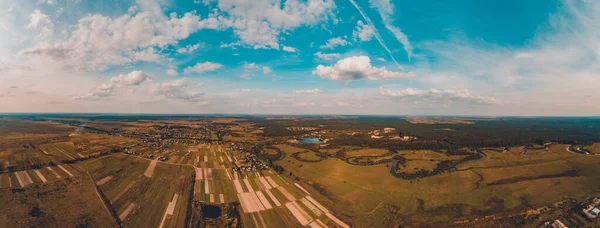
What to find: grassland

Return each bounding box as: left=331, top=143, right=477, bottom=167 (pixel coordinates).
left=275, top=144, right=600, bottom=226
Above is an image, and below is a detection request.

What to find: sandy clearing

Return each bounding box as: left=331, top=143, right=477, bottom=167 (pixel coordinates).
left=41, top=150, right=49, bottom=155
left=110, top=181, right=136, bottom=203
left=219, top=194, right=225, bottom=203
left=119, top=203, right=135, bottom=220
left=46, top=167, right=61, bottom=178
left=285, top=202, right=312, bottom=226
left=306, top=196, right=329, bottom=213
left=243, top=179, right=255, bottom=192
left=255, top=191, right=272, bottom=210
left=233, top=179, right=244, bottom=193
left=277, top=186, right=296, bottom=202
left=325, top=213, right=349, bottom=228
left=8, top=176, right=12, bottom=188
left=258, top=177, right=272, bottom=189
left=204, top=156, right=208, bottom=162
left=210, top=194, right=215, bottom=203
left=265, top=189, right=281, bottom=207
left=144, top=159, right=158, bottom=178
left=96, top=176, right=113, bottom=186
left=266, top=176, right=279, bottom=188
left=295, top=183, right=311, bottom=195
left=219, top=156, right=224, bottom=163
left=34, top=169, right=48, bottom=183
left=226, top=155, right=233, bottom=162
left=204, top=180, right=210, bottom=194
left=77, top=153, right=85, bottom=158
left=301, top=197, right=323, bottom=216
left=195, top=168, right=203, bottom=180
left=57, top=165, right=74, bottom=177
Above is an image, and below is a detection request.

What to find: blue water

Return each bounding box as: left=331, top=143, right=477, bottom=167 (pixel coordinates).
left=298, top=137, right=325, bottom=144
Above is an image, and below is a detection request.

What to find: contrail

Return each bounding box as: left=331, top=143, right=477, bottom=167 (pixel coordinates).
left=347, top=0, right=404, bottom=71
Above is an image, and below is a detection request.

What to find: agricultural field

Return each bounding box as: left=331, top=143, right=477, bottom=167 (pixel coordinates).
left=1, top=115, right=600, bottom=227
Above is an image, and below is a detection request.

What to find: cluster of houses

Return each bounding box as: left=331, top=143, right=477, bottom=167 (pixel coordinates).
left=583, top=197, right=600, bottom=219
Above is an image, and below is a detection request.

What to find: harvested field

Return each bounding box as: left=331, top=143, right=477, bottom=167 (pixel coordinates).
left=326, top=213, right=350, bottom=228
left=233, top=179, right=244, bottom=193
left=266, top=176, right=279, bottom=188
left=285, top=201, right=312, bottom=226
left=95, top=175, right=112, bottom=186
left=144, top=159, right=158, bottom=177
left=266, top=189, right=282, bottom=206
left=243, top=178, right=255, bottom=192
left=119, top=203, right=135, bottom=220
left=219, top=194, right=225, bottom=203
left=46, top=166, right=61, bottom=178
left=57, top=165, right=74, bottom=177
left=33, top=169, right=47, bottom=183
left=277, top=186, right=297, bottom=202
left=295, top=183, right=310, bottom=195
left=110, top=181, right=136, bottom=203
left=256, top=191, right=273, bottom=209
left=15, top=171, right=34, bottom=187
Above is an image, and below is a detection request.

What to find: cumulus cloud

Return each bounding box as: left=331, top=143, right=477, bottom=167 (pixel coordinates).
left=184, top=62, right=223, bottom=74
left=262, top=66, right=273, bottom=74
left=110, top=70, right=154, bottom=86
left=244, top=63, right=258, bottom=69
left=152, top=79, right=204, bottom=102
left=320, top=37, right=350, bottom=49
left=176, top=43, right=202, bottom=54
left=20, top=5, right=204, bottom=71
left=282, top=45, right=298, bottom=52
left=74, top=84, right=116, bottom=100
left=313, top=56, right=414, bottom=81
left=352, top=20, right=374, bottom=41
left=166, top=68, right=178, bottom=76
left=315, top=51, right=340, bottom=60
left=25, top=10, right=53, bottom=38
left=205, top=0, right=337, bottom=49
left=295, top=88, right=322, bottom=94
left=380, top=88, right=503, bottom=105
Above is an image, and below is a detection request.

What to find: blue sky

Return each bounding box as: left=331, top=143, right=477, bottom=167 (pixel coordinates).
left=0, top=0, right=598, bottom=115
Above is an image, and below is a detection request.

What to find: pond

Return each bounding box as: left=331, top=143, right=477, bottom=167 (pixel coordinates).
left=201, top=205, right=222, bottom=218
left=298, top=137, right=325, bottom=144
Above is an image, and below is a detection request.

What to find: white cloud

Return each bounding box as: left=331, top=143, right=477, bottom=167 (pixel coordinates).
left=184, top=62, right=223, bottom=74
left=39, top=0, right=56, bottom=4
left=176, top=43, right=202, bottom=54
left=166, top=68, right=178, bottom=76
left=20, top=6, right=204, bottom=71
left=244, top=62, right=258, bottom=69
left=207, top=0, right=337, bottom=49
left=315, top=51, right=340, bottom=60
left=352, top=20, right=374, bottom=41
left=110, top=70, right=154, bottom=86
left=131, top=48, right=161, bottom=62
left=369, top=0, right=412, bottom=57
left=74, top=84, right=116, bottom=100
left=313, top=56, right=414, bottom=81
left=152, top=79, right=204, bottom=102
left=282, top=45, right=298, bottom=52
left=294, top=101, right=315, bottom=107
left=26, top=10, right=53, bottom=38
left=380, top=88, right=502, bottom=105
left=262, top=66, right=273, bottom=74
left=295, top=88, right=322, bottom=94
left=320, top=37, right=350, bottom=49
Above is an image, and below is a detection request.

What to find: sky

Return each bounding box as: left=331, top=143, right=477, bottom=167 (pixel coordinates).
left=0, top=0, right=598, bottom=116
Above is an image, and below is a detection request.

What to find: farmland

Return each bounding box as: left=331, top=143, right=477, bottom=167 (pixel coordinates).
left=1, top=115, right=600, bottom=227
